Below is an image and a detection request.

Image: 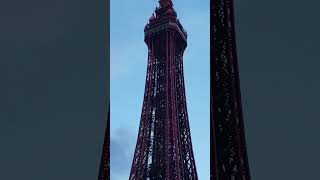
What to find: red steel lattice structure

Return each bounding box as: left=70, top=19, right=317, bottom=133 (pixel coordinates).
left=98, top=104, right=110, bottom=180
left=129, top=0, right=198, bottom=179
left=210, top=0, right=251, bottom=179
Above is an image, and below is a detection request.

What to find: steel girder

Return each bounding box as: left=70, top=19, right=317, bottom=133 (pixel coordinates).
left=98, top=104, right=110, bottom=180
left=210, top=0, right=251, bottom=180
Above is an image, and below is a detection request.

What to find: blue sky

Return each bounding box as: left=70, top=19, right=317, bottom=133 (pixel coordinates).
left=110, top=0, right=210, bottom=179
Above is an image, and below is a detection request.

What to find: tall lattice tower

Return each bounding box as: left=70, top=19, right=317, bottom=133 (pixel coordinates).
left=98, top=104, right=110, bottom=180
left=129, top=0, right=198, bottom=179
left=210, top=0, right=251, bottom=179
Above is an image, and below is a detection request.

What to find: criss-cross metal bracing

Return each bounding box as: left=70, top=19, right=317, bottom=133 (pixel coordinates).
left=98, top=104, right=110, bottom=180
left=129, top=2, right=198, bottom=180
left=210, top=0, right=251, bottom=180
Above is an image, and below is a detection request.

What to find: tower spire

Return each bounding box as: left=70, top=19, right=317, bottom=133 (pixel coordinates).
left=159, top=0, right=173, bottom=8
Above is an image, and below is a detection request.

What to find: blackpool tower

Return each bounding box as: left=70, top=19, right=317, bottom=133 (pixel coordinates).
left=129, top=0, right=198, bottom=179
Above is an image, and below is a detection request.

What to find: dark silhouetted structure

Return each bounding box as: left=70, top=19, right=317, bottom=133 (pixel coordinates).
left=129, top=0, right=198, bottom=179
left=98, top=104, right=110, bottom=180
left=210, top=0, right=251, bottom=180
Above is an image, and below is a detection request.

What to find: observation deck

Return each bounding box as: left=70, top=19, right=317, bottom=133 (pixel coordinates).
left=144, top=4, right=187, bottom=46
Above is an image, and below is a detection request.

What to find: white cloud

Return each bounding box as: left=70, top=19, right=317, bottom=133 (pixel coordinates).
left=110, top=127, right=136, bottom=180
